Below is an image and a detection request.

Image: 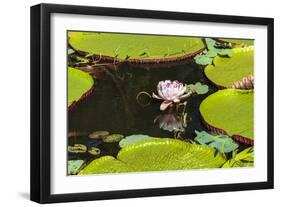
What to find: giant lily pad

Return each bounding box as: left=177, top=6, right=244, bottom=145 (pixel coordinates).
left=79, top=138, right=226, bottom=174
left=68, top=32, right=205, bottom=62
left=200, top=89, right=254, bottom=145
left=68, top=67, right=94, bottom=107
left=219, top=38, right=254, bottom=47
left=204, top=46, right=254, bottom=88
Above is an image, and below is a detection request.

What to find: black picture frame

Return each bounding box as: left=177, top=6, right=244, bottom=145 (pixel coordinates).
left=30, top=3, right=274, bottom=204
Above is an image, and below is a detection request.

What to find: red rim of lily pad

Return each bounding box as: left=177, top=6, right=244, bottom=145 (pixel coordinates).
left=75, top=48, right=205, bottom=65
left=68, top=86, right=95, bottom=112
left=202, top=118, right=254, bottom=146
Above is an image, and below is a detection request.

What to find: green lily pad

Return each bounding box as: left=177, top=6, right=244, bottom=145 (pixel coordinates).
left=88, top=131, right=109, bottom=139
left=68, top=67, right=94, bottom=107
left=79, top=138, right=226, bottom=174
left=200, top=89, right=254, bottom=141
left=68, top=160, right=85, bottom=175
left=204, top=46, right=254, bottom=88
left=194, top=38, right=233, bottom=66
left=222, top=147, right=254, bottom=168
left=103, top=134, right=124, bottom=143
left=194, top=54, right=213, bottom=65
left=119, top=134, right=152, bottom=148
left=219, top=38, right=254, bottom=46
left=68, top=144, right=87, bottom=153
left=185, top=82, right=209, bottom=95
left=194, top=130, right=238, bottom=153
left=88, top=147, right=101, bottom=155
left=68, top=32, right=205, bottom=61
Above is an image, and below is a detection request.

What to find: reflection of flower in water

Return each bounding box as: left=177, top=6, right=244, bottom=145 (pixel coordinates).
left=152, top=80, right=189, bottom=111
left=154, top=111, right=185, bottom=132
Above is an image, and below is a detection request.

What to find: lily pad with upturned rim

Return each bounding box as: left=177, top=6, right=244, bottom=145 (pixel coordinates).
left=199, top=89, right=254, bottom=144
left=204, top=46, right=254, bottom=88
left=79, top=138, right=226, bottom=174
left=68, top=67, right=94, bottom=107
left=68, top=32, right=205, bottom=63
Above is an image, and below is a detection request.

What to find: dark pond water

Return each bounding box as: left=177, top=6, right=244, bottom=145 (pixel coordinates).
left=68, top=61, right=219, bottom=162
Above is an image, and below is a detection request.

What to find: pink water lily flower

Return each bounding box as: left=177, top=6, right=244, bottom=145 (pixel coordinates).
left=152, top=80, right=188, bottom=111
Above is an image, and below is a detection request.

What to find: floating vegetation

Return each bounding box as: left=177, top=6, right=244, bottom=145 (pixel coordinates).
left=219, top=38, right=254, bottom=47
left=67, top=31, right=255, bottom=175
left=103, top=134, right=124, bottom=143
left=68, top=144, right=87, bottom=153
left=88, top=131, right=109, bottom=139
left=200, top=89, right=254, bottom=145
left=194, top=130, right=239, bottom=153
left=88, top=147, right=101, bottom=155
left=68, top=160, right=85, bottom=175
left=79, top=138, right=226, bottom=174
left=222, top=147, right=254, bottom=168
left=68, top=32, right=205, bottom=63
left=185, top=82, right=209, bottom=95
left=68, top=67, right=94, bottom=108
left=194, top=38, right=232, bottom=65
left=119, top=135, right=152, bottom=148
left=204, top=46, right=254, bottom=88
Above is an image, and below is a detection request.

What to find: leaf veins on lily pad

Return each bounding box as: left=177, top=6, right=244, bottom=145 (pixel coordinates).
left=79, top=138, right=226, bottom=175
left=222, top=147, right=254, bottom=168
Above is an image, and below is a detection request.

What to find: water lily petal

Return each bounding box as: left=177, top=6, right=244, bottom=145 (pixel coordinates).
left=160, top=101, right=173, bottom=111
left=152, top=93, right=163, bottom=100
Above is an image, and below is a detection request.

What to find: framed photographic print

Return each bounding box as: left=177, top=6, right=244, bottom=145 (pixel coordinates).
left=30, top=3, right=274, bottom=203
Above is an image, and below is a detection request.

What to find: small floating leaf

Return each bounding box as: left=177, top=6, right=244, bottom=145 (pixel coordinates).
left=205, top=38, right=217, bottom=49
left=204, top=50, right=219, bottom=58
left=103, top=134, right=124, bottom=143
left=119, top=134, right=152, bottom=148
left=88, top=131, right=109, bottom=139
left=195, top=131, right=238, bottom=153
left=194, top=38, right=233, bottom=65
left=217, top=49, right=232, bottom=57
left=68, top=144, right=87, bottom=153
left=68, top=48, right=75, bottom=55
left=186, top=82, right=209, bottom=95
left=88, top=147, right=101, bottom=155
left=194, top=55, right=213, bottom=65
left=68, top=160, right=85, bottom=175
